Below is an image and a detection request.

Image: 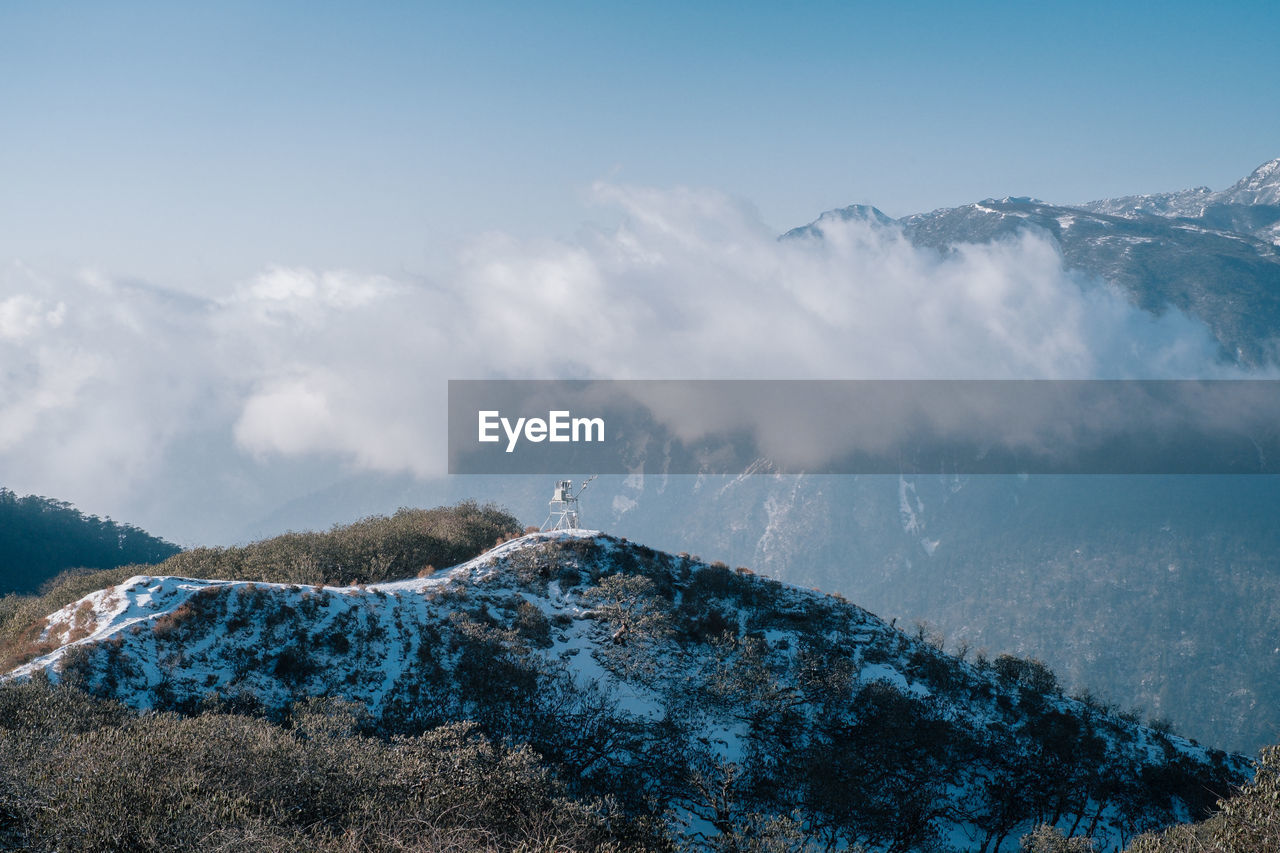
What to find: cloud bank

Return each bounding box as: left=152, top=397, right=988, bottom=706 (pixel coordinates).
left=0, top=185, right=1232, bottom=542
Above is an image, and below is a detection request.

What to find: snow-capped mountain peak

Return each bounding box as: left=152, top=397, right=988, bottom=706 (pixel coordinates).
left=1219, top=157, right=1280, bottom=206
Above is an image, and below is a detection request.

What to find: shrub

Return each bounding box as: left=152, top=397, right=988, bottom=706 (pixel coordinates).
left=151, top=602, right=195, bottom=639
left=159, top=501, right=522, bottom=586
left=1022, top=824, right=1097, bottom=852
left=993, top=654, right=1059, bottom=695
left=0, top=565, right=146, bottom=670
left=0, top=679, right=649, bottom=852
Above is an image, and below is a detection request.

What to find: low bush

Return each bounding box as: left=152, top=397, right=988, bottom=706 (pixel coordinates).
left=0, top=681, right=654, bottom=852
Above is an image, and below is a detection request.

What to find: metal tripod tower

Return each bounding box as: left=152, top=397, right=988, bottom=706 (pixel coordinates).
left=542, top=475, right=597, bottom=530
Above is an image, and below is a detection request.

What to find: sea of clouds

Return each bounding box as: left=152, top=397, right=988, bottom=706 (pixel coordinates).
left=0, top=184, right=1234, bottom=542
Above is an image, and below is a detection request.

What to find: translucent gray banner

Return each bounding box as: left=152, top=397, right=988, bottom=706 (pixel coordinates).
left=447, top=380, right=1280, bottom=475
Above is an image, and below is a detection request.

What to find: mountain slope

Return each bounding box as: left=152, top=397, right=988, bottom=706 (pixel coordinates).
left=255, top=471, right=1280, bottom=754
left=3, top=531, right=1248, bottom=852
left=592, top=472, right=1280, bottom=755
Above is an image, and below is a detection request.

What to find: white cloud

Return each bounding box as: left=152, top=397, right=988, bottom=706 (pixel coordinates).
left=0, top=294, right=65, bottom=342
left=227, top=266, right=401, bottom=327
left=0, top=184, right=1235, bottom=540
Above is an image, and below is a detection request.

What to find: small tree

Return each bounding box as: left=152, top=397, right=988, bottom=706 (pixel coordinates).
left=583, top=573, right=672, bottom=646
left=1210, top=744, right=1280, bottom=851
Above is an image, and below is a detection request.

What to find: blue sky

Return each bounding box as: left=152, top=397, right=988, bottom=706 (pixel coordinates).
left=2, top=1, right=1277, bottom=289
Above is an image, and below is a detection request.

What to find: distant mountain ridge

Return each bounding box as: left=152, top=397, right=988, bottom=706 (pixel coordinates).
left=1078, top=158, right=1280, bottom=221
left=0, top=530, right=1249, bottom=852
left=787, top=158, right=1280, bottom=366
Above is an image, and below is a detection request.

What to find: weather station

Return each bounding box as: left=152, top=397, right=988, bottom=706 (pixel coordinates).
left=541, top=475, right=597, bottom=530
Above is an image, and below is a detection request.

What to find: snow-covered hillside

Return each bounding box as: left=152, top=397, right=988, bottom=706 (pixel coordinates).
left=2, top=530, right=1247, bottom=852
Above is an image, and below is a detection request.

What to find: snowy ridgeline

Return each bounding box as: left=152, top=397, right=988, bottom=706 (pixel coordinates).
left=4, top=531, right=1249, bottom=852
